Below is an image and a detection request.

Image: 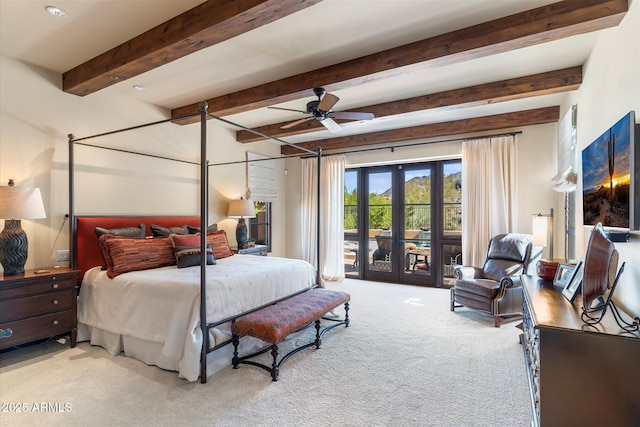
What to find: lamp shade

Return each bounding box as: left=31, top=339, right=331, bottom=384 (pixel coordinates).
left=0, top=185, right=46, bottom=220
left=228, top=198, right=255, bottom=218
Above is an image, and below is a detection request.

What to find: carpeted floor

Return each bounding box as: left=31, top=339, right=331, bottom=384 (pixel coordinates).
left=0, top=279, right=531, bottom=427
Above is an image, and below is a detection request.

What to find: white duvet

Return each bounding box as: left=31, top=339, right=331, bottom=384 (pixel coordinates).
left=77, top=254, right=316, bottom=381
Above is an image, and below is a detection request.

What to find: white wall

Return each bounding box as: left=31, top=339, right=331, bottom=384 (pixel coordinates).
left=562, top=0, right=640, bottom=316
left=0, top=55, right=290, bottom=273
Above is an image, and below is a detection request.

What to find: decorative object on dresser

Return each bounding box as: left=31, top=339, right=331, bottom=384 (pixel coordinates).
left=560, top=258, right=583, bottom=303
left=228, top=197, right=256, bottom=249
left=0, top=179, right=47, bottom=275
left=552, top=262, right=575, bottom=288
left=451, top=233, right=539, bottom=327
left=580, top=223, right=639, bottom=332
left=518, top=274, right=640, bottom=426
left=236, top=244, right=267, bottom=256
left=0, top=268, right=80, bottom=350
left=535, top=259, right=559, bottom=280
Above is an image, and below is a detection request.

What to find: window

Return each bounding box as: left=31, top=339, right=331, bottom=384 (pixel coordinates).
left=249, top=201, right=271, bottom=252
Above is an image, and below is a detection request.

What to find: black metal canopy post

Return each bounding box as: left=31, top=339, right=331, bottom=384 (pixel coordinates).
left=316, top=147, right=322, bottom=286
left=68, top=134, right=75, bottom=269
left=199, top=102, right=209, bottom=384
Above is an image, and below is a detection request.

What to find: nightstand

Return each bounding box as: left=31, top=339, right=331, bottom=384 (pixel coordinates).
left=236, top=244, right=268, bottom=256
left=0, top=268, right=80, bottom=350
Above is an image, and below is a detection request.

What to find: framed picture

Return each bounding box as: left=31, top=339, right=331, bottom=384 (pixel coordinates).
left=553, top=263, right=575, bottom=288
left=562, top=259, right=584, bottom=303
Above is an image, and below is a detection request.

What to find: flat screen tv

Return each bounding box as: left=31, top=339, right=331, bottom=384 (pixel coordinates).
left=582, top=111, right=639, bottom=230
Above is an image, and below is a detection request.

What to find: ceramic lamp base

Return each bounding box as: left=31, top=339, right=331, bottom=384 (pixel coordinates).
left=0, top=219, right=28, bottom=276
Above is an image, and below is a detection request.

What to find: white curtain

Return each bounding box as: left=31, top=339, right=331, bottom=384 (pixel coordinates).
left=461, top=134, right=518, bottom=267
left=302, top=154, right=345, bottom=282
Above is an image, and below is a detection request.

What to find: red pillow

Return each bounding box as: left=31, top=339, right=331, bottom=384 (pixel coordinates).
left=98, top=235, right=175, bottom=278
left=206, top=230, right=234, bottom=259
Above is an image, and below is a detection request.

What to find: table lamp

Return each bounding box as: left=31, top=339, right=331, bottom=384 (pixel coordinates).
left=0, top=179, right=47, bottom=275
left=228, top=198, right=255, bottom=249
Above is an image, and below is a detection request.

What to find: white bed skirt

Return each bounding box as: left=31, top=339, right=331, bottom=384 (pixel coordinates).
left=77, top=322, right=268, bottom=380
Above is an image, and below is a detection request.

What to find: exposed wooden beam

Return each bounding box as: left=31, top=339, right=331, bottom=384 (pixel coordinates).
left=62, top=0, right=324, bottom=96
left=237, top=66, right=582, bottom=143
left=280, top=107, right=560, bottom=155
left=172, top=0, right=625, bottom=124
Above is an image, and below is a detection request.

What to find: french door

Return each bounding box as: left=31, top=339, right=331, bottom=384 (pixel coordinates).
left=344, top=160, right=462, bottom=287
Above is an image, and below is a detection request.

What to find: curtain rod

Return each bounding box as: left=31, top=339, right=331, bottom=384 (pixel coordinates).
left=299, top=130, right=522, bottom=158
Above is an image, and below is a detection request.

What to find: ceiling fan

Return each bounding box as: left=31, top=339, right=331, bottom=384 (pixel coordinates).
left=268, top=87, right=374, bottom=133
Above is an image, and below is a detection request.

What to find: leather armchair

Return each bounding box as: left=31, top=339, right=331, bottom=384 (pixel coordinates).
left=450, top=233, right=540, bottom=327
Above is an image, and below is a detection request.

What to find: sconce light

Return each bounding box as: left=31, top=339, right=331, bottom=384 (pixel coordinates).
left=0, top=179, right=47, bottom=275
left=532, top=209, right=554, bottom=260
left=228, top=197, right=255, bottom=249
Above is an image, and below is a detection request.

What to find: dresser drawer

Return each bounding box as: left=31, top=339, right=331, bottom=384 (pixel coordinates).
left=0, top=290, right=73, bottom=323
left=0, top=273, right=76, bottom=299
left=0, top=310, right=73, bottom=350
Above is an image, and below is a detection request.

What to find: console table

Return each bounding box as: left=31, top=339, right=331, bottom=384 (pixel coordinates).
left=518, top=275, right=640, bottom=426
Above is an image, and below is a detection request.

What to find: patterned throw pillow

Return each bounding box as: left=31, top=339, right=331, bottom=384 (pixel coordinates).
left=206, top=230, right=234, bottom=259
left=169, top=234, right=216, bottom=268
left=95, top=223, right=146, bottom=269
left=98, top=234, right=176, bottom=278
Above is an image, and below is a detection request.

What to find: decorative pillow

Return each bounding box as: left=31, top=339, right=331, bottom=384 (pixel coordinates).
left=173, top=245, right=216, bottom=268
left=169, top=234, right=216, bottom=268
left=150, top=224, right=190, bottom=237
left=95, top=223, right=146, bottom=269
left=95, top=223, right=146, bottom=239
left=98, top=234, right=175, bottom=278
left=206, top=230, right=234, bottom=259
left=187, top=224, right=218, bottom=234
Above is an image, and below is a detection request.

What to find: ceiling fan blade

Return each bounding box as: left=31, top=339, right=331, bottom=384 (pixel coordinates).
left=281, top=117, right=313, bottom=129
left=268, top=106, right=307, bottom=114
left=332, top=111, right=375, bottom=121
left=320, top=117, right=342, bottom=133
left=318, top=93, right=339, bottom=111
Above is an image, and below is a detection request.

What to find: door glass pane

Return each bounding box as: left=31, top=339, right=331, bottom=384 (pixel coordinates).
left=442, top=244, right=463, bottom=287
left=443, top=162, right=462, bottom=235
left=369, top=171, right=392, bottom=272
left=344, top=239, right=359, bottom=278
left=404, top=168, right=431, bottom=275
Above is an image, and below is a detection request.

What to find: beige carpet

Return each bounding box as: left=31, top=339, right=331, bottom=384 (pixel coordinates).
left=0, top=279, right=531, bottom=427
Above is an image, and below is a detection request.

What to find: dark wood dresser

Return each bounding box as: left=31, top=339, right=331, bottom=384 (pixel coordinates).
left=0, top=268, right=80, bottom=350
left=518, top=274, right=640, bottom=426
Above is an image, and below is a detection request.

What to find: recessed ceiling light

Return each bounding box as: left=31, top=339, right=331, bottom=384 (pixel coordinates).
left=46, top=6, right=69, bottom=19
left=133, top=85, right=146, bottom=91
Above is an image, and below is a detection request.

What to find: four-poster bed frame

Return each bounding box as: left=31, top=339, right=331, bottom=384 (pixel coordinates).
left=68, top=102, right=323, bottom=383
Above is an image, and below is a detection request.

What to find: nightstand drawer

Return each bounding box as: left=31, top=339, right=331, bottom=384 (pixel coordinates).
left=0, top=310, right=73, bottom=350
left=0, top=290, right=73, bottom=323
left=0, top=274, right=76, bottom=299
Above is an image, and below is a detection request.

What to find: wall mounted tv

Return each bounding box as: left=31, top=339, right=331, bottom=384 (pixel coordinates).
left=582, top=111, right=639, bottom=231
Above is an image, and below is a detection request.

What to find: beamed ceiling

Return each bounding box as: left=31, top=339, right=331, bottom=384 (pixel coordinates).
left=1, top=0, right=629, bottom=155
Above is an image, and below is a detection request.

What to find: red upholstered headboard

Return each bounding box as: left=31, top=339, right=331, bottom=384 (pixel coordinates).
left=74, top=216, right=202, bottom=283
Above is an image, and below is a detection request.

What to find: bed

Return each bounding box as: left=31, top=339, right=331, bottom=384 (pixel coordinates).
left=74, top=216, right=317, bottom=382
left=68, top=104, right=323, bottom=383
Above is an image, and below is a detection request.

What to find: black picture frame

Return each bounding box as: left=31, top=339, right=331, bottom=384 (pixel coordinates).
left=562, top=259, right=584, bottom=303
left=554, top=263, right=575, bottom=288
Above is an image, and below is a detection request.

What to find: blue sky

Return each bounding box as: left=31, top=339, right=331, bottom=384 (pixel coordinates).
left=345, top=162, right=462, bottom=194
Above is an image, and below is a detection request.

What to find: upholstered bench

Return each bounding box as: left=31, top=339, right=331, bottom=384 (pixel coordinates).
left=231, top=288, right=350, bottom=381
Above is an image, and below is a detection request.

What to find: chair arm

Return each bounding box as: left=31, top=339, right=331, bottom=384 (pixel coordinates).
left=499, top=276, right=522, bottom=289
left=454, top=266, right=483, bottom=279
